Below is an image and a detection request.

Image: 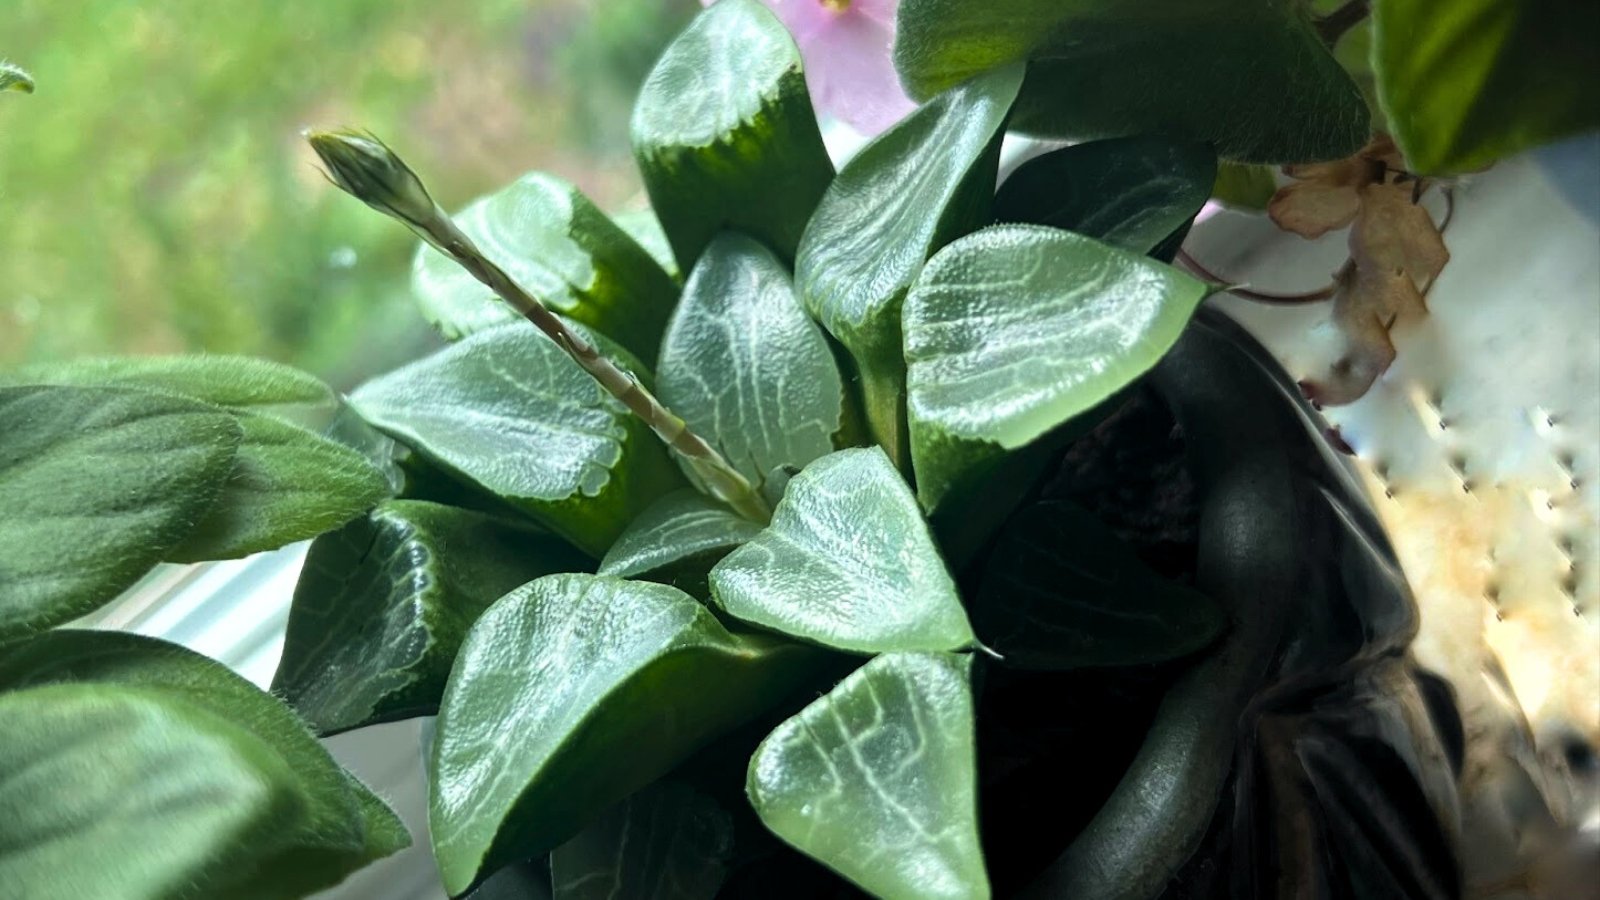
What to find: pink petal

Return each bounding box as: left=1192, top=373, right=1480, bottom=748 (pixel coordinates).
left=798, top=11, right=915, bottom=134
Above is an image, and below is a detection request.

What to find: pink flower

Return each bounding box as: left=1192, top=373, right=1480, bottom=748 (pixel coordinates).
left=704, top=0, right=915, bottom=135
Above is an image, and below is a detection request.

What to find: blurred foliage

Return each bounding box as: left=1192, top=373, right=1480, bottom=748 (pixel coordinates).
left=0, top=0, right=694, bottom=385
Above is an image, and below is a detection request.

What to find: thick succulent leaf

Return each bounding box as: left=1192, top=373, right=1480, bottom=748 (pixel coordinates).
left=0, top=385, right=240, bottom=641
left=796, top=65, right=1023, bottom=464
left=658, top=233, right=843, bottom=487
left=0, top=683, right=311, bottom=900
left=904, top=225, right=1209, bottom=514
left=894, top=0, right=1369, bottom=163
left=631, top=0, right=833, bottom=269
left=748, top=652, right=988, bottom=900
left=412, top=172, right=679, bottom=363
left=167, top=412, right=391, bottom=562
left=349, top=321, right=683, bottom=556
left=974, top=500, right=1225, bottom=669
left=612, top=208, right=680, bottom=280
left=274, top=500, right=588, bottom=735
left=0, top=61, right=33, bottom=93
left=430, top=573, right=820, bottom=895
left=0, top=354, right=333, bottom=413
left=709, top=448, right=974, bottom=654
left=550, top=781, right=733, bottom=900
left=598, top=489, right=762, bottom=594
left=0, top=630, right=409, bottom=897
left=993, top=136, right=1216, bottom=254
left=1373, top=0, right=1600, bottom=174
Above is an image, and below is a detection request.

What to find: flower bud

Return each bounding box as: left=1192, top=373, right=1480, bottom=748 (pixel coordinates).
left=305, top=129, right=442, bottom=234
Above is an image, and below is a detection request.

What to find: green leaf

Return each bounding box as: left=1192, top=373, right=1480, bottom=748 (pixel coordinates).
left=430, top=573, right=820, bottom=895
left=167, top=412, right=391, bottom=562
left=994, top=136, right=1216, bottom=254
left=0, top=630, right=409, bottom=897
left=631, top=0, right=834, bottom=269
left=0, top=683, right=310, bottom=900
left=613, top=208, right=681, bottom=281
left=412, top=172, right=680, bottom=363
left=658, top=233, right=843, bottom=488
left=0, top=61, right=33, bottom=94
left=550, top=781, right=733, bottom=900
left=894, top=0, right=1370, bottom=163
left=0, top=385, right=240, bottom=641
left=904, top=225, right=1209, bottom=514
left=1372, top=0, right=1600, bottom=173
left=349, top=321, right=683, bottom=557
left=1211, top=161, right=1278, bottom=210
left=974, top=500, right=1225, bottom=669
left=598, top=489, right=762, bottom=595
left=747, top=652, right=987, bottom=900
left=0, top=354, right=334, bottom=413
left=274, top=500, right=588, bottom=735
left=797, top=65, right=1023, bottom=465
left=708, top=447, right=974, bottom=654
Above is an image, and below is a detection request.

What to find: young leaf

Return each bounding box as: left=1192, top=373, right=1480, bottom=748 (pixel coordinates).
left=974, top=500, right=1225, bottom=669
left=631, top=0, right=833, bottom=269
left=657, top=232, right=843, bottom=487
left=166, top=412, right=391, bottom=562
left=1372, top=0, right=1600, bottom=174
left=0, top=630, right=409, bottom=897
left=708, top=447, right=974, bottom=655
left=903, top=225, right=1209, bottom=514
left=894, top=0, right=1369, bottom=164
left=747, top=652, right=988, bottom=900
left=550, top=781, right=733, bottom=900
left=349, top=321, right=684, bottom=557
left=796, top=65, right=1023, bottom=465
left=598, top=489, right=763, bottom=595
left=0, top=385, right=240, bottom=641
left=0, top=354, right=334, bottom=413
left=993, top=136, right=1216, bottom=255
left=273, top=500, right=588, bottom=735
left=412, top=172, right=680, bottom=363
left=1211, top=161, right=1278, bottom=211
left=0, top=683, right=310, bottom=900
left=430, top=573, right=821, bottom=895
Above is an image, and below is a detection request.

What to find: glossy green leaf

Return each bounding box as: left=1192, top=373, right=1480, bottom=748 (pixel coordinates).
left=412, top=172, right=679, bottom=363
left=904, top=225, right=1209, bottom=513
left=748, top=652, right=987, bottom=900
left=709, top=448, right=973, bottom=654
left=994, top=136, right=1216, bottom=254
left=0, top=354, right=334, bottom=413
left=1211, top=162, right=1278, bottom=210
left=0, top=62, right=34, bottom=94
left=0, top=385, right=239, bottom=641
left=658, top=233, right=843, bottom=487
left=0, top=630, right=409, bottom=897
left=631, top=0, right=833, bottom=269
left=167, top=412, right=391, bottom=562
left=550, top=781, right=733, bottom=900
left=894, top=0, right=1369, bottom=163
left=974, top=500, right=1225, bottom=669
left=274, top=500, right=588, bottom=735
left=0, top=683, right=309, bottom=900
left=613, top=208, right=680, bottom=280
left=430, top=573, right=819, bottom=895
left=797, top=65, right=1022, bottom=465
left=598, top=489, right=762, bottom=594
left=1372, top=0, right=1600, bottom=173
left=349, top=321, right=683, bottom=557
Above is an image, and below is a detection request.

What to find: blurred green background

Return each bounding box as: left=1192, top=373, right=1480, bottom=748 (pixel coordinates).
left=1, top=0, right=694, bottom=386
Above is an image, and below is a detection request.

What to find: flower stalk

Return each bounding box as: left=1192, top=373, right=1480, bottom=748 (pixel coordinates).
left=306, top=129, right=771, bottom=523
